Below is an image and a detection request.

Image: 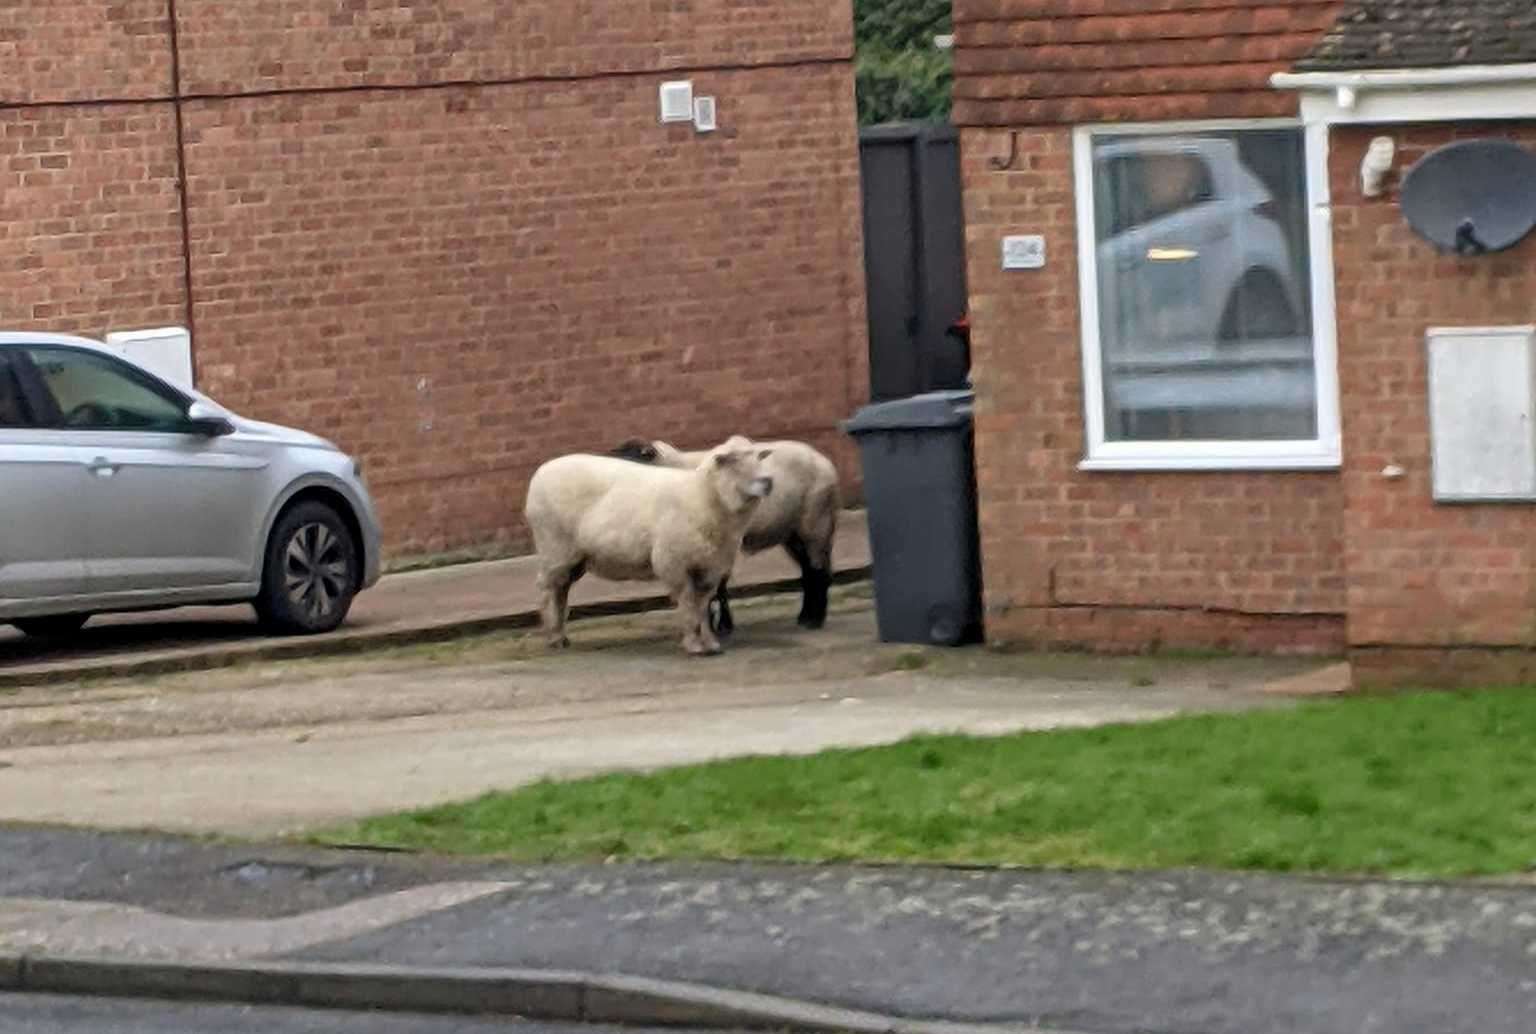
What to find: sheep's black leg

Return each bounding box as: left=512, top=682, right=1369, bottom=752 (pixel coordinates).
left=709, top=577, right=735, bottom=637
left=801, top=566, right=831, bottom=629
left=785, top=535, right=830, bottom=629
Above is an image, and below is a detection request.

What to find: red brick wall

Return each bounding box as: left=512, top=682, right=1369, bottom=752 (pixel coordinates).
left=4, top=0, right=865, bottom=558
left=184, top=68, right=865, bottom=554
left=1331, top=123, right=1536, bottom=667
left=952, top=0, right=1343, bottom=125
left=174, top=0, right=853, bottom=95
left=961, top=126, right=1346, bottom=654
left=1, top=1, right=171, bottom=104
left=948, top=0, right=1350, bottom=654
left=0, top=105, right=187, bottom=334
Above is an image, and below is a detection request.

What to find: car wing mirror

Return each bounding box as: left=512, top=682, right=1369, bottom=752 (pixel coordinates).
left=185, top=400, right=235, bottom=437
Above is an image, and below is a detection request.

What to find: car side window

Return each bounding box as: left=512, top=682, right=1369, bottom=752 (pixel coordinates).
left=25, top=347, right=188, bottom=432
left=1098, top=152, right=1216, bottom=238
left=0, top=354, right=37, bottom=429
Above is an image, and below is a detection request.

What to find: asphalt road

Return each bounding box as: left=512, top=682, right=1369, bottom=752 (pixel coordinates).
left=297, top=864, right=1536, bottom=1034
left=0, top=993, right=725, bottom=1034
left=11, top=825, right=1536, bottom=1034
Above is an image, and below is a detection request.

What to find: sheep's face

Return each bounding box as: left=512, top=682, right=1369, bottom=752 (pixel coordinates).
left=706, top=438, right=775, bottom=512
left=609, top=438, right=660, bottom=464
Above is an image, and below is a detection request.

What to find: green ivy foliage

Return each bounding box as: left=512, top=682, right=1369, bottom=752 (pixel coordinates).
left=855, top=0, right=953, bottom=126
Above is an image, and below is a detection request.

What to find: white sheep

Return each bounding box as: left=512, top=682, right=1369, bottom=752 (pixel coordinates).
left=609, top=436, right=839, bottom=635
left=523, top=437, right=775, bottom=656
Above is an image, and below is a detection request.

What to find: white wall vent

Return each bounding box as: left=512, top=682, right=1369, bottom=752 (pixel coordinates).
left=659, top=80, right=694, bottom=124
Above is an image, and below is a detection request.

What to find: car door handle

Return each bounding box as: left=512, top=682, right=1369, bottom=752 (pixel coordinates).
left=87, top=457, right=120, bottom=478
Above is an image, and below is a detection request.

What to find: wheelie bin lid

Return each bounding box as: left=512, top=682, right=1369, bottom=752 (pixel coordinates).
left=841, top=390, right=974, bottom=434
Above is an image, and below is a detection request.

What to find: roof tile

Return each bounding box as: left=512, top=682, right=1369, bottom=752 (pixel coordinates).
left=1296, top=0, right=1536, bottom=71
left=953, top=0, right=1346, bottom=125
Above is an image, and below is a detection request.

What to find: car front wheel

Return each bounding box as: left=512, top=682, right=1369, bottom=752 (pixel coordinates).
left=255, top=501, right=359, bottom=636
left=12, top=614, right=91, bottom=639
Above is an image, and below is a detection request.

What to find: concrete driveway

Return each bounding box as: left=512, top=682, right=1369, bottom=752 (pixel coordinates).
left=0, top=589, right=1326, bottom=838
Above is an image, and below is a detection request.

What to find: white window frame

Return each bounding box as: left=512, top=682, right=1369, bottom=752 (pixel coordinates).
left=1073, top=118, right=1341, bottom=471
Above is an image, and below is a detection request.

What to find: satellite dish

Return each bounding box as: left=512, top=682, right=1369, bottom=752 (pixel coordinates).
left=1399, top=139, right=1536, bottom=256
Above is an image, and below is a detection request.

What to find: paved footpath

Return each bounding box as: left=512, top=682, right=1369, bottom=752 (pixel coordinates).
left=2, top=826, right=1535, bottom=1034
left=0, top=512, right=872, bottom=686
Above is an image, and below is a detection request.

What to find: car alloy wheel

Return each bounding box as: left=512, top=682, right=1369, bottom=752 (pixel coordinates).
left=283, top=521, right=352, bottom=624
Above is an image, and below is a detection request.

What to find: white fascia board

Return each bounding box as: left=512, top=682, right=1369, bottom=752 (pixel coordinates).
left=1270, top=63, right=1536, bottom=125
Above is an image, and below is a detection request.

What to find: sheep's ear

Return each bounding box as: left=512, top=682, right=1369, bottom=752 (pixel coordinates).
left=713, top=451, right=737, bottom=467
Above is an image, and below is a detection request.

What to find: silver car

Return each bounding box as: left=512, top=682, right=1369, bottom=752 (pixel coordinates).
left=0, top=332, right=382, bottom=639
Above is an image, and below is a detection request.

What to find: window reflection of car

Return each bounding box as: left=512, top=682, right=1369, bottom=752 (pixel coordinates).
left=1091, top=136, right=1316, bottom=438
left=1095, top=136, right=1306, bottom=357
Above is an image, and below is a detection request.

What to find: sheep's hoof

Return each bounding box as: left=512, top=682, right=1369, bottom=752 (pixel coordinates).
left=685, top=640, right=723, bottom=657
left=546, top=635, right=571, bottom=650
left=797, top=614, right=827, bottom=630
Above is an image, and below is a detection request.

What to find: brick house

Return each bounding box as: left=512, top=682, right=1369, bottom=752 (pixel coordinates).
left=953, top=0, right=1536, bottom=687
left=3, top=1, right=867, bottom=557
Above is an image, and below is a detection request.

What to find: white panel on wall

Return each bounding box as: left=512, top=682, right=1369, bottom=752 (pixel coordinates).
left=1427, top=325, right=1536, bottom=501
left=105, top=326, right=194, bottom=391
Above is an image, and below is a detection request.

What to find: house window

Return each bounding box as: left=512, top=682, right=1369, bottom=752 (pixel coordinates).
left=1073, top=121, right=1340, bottom=470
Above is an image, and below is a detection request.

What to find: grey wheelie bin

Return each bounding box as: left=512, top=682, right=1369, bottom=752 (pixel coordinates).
left=841, top=389, right=983, bottom=646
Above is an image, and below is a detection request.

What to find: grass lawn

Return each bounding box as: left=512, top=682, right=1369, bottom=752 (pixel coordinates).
left=323, top=688, right=1536, bottom=877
